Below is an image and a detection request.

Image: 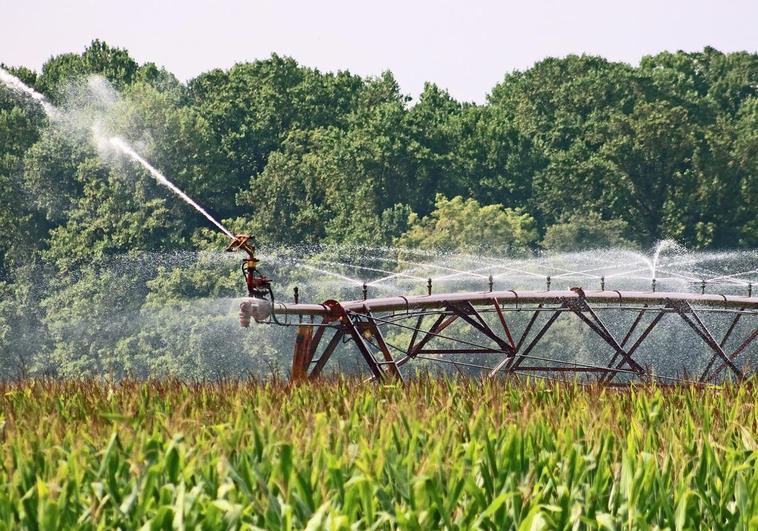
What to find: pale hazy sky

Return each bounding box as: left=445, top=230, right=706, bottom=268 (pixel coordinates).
left=1, top=0, right=756, bottom=102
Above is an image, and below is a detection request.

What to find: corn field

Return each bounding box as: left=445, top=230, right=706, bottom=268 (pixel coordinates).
left=0, top=378, right=756, bottom=529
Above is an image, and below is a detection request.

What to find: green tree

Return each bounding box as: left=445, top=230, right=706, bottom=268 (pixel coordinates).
left=39, top=39, right=139, bottom=97
left=541, top=213, right=632, bottom=252
left=395, top=195, right=537, bottom=254
left=187, top=55, right=363, bottom=217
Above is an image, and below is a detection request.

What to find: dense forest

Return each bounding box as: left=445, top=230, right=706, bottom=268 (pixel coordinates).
left=0, top=41, right=755, bottom=378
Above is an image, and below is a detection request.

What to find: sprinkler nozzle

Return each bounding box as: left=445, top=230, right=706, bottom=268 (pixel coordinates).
left=240, top=299, right=272, bottom=324
left=239, top=301, right=252, bottom=328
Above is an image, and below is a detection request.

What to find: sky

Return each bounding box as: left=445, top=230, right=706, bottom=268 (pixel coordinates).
left=1, top=0, right=756, bottom=103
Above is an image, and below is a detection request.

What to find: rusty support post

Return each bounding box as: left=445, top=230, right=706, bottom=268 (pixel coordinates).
left=291, top=325, right=314, bottom=382
left=406, top=311, right=426, bottom=356
left=489, top=306, right=563, bottom=377
left=620, top=307, right=647, bottom=348
left=516, top=305, right=543, bottom=352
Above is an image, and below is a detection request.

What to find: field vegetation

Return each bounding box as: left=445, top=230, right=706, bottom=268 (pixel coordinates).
left=1, top=378, right=756, bottom=529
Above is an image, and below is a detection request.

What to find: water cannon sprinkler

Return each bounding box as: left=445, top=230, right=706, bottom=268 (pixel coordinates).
left=226, top=234, right=274, bottom=326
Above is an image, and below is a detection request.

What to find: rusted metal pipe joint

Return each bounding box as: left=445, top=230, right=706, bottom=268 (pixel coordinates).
left=239, top=299, right=273, bottom=325
left=239, top=301, right=252, bottom=327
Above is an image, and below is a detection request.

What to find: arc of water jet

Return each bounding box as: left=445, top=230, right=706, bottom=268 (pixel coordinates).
left=658, top=268, right=750, bottom=286
left=108, top=137, right=234, bottom=238
left=296, top=264, right=365, bottom=286
left=547, top=261, right=648, bottom=279
left=0, top=67, right=60, bottom=119
left=311, top=259, right=426, bottom=282
left=432, top=264, right=500, bottom=281
left=540, top=264, right=602, bottom=280
left=425, top=264, right=489, bottom=281
left=660, top=269, right=748, bottom=286
left=367, top=272, right=428, bottom=287
left=491, top=266, right=549, bottom=279
left=371, top=259, right=490, bottom=281
left=653, top=269, right=700, bottom=282
left=604, top=267, right=654, bottom=279
left=434, top=261, right=552, bottom=281
left=703, top=268, right=758, bottom=283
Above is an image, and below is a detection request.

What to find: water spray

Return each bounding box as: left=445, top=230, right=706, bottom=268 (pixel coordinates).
left=108, top=137, right=234, bottom=238
left=0, top=67, right=59, bottom=119
left=3, top=68, right=756, bottom=385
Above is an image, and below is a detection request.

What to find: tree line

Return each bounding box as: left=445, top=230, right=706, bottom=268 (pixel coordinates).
left=0, top=40, right=755, bottom=378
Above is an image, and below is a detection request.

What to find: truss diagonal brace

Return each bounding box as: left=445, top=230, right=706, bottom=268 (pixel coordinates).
left=448, top=302, right=514, bottom=354
left=675, top=302, right=744, bottom=381
left=489, top=305, right=564, bottom=378
left=567, top=299, right=645, bottom=375
left=308, top=330, right=344, bottom=380
left=705, top=328, right=756, bottom=383
left=364, top=310, right=404, bottom=382
left=603, top=309, right=666, bottom=384
left=699, top=312, right=742, bottom=382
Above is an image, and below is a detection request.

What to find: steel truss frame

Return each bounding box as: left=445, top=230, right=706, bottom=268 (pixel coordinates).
left=247, top=290, right=757, bottom=384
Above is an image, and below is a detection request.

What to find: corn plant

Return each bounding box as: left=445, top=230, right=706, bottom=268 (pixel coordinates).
left=0, top=378, right=756, bottom=529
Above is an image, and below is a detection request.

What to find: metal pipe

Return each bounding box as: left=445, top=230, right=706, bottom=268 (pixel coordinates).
left=244, top=290, right=758, bottom=320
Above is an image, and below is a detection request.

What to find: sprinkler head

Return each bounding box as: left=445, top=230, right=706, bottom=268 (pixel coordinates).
left=239, top=301, right=252, bottom=328
left=226, top=233, right=272, bottom=299
left=240, top=299, right=272, bottom=324
left=226, top=234, right=256, bottom=258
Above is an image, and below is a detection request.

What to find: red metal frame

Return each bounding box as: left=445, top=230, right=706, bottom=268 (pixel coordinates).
left=240, top=289, right=757, bottom=384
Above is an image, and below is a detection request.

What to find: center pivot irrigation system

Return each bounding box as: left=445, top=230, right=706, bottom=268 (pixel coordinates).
left=226, top=235, right=757, bottom=385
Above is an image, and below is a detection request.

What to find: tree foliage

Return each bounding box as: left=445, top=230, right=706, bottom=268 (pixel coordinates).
left=0, top=40, right=755, bottom=378
left=395, top=195, right=537, bottom=254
